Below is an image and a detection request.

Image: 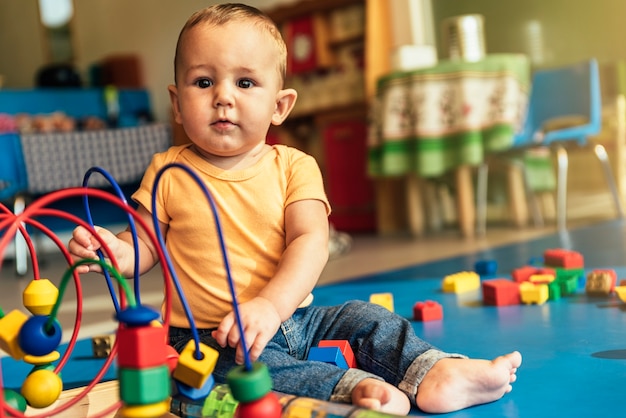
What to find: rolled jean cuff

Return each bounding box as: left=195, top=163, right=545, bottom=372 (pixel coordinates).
left=329, top=368, right=384, bottom=404
left=398, top=348, right=467, bottom=402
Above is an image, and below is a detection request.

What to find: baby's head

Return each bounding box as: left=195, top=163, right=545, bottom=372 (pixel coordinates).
left=173, top=3, right=287, bottom=87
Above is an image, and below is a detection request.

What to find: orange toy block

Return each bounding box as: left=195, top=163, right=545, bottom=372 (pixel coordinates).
left=442, top=271, right=480, bottom=293
left=369, top=292, right=394, bottom=312
left=511, top=266, right=555, bottom=283
left=318, top=340, right=356, bottom=368
left=585, top=269, right=616, bottom=296
left=519, top=282, right=549, bottom=305
left=544, top=248, right=584, bottom=269
left=173, top=340, right=219, bottom=388
left=482, top=279, right=521, bottom=306
left=0, top=309, right=28, bottom=360
left=412, top=300, right=443, bottom=321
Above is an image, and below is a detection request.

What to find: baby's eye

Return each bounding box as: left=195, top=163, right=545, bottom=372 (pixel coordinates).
left=195, top=78, right=212, bottom=88
left=237, top=79, right=254, bottom=89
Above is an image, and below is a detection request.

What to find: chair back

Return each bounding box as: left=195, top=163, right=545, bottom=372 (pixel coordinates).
left=514, top=59, right=601, bottom=147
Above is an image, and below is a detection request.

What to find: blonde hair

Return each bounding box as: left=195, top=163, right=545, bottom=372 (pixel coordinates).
left=173, top=3, right=287, bottom=86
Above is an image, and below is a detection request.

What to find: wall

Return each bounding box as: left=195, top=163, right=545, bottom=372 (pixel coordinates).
left=0, top=0, right=295, bottom=123
left=3, top=0, right=626, bottom=122
left=432, top=0, right=626, bottom=69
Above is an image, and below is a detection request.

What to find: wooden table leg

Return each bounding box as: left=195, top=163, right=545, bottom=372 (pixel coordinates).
left=405, top=174, right=424, bottom=236
left=507, top=161, right=530, bottom=228
left=455, top=165, right=475, bottom=238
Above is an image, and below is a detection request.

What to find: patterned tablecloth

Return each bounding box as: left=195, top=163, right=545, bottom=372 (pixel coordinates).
left=368, top=54, right=530, bottom=178
left=20, top=123, right=172, bottom=194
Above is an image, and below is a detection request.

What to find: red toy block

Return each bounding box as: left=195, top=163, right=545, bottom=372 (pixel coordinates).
left=511, top=266, right=555, bottom=283
left=585, top=269, right=617, bottom=296
left=412, top=300, right=443, bottom=321
left=318, top=340, right=356, bottom=368
left=117, top=324, right=167, bottom=368
left=543, top=248, right=584, bottom=269
left=482, top=279, right=521, bottom=306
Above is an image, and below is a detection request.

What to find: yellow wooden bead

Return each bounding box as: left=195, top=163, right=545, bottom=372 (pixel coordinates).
left=21, top=369, right=62, bottom=408
left=23, top=350, right=60, bottom=365
left=119, top=400, right=170, bottom=418
left=22, top=279, right=59, bottom=315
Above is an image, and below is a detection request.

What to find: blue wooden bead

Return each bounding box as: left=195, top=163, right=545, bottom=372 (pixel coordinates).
left=18, top=315, right=62, bottom=357
left=116, top=305, right=160, bottom=326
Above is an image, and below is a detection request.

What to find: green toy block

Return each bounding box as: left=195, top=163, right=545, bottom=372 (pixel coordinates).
left=119, top=365, right=170, bottom=405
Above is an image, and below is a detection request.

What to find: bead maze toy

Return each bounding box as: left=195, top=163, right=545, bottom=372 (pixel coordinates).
left=0, top=165, right=406, bottom=418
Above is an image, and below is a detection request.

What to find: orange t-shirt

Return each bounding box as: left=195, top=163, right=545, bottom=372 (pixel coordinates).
left=132, top=144, right=330, bottom=328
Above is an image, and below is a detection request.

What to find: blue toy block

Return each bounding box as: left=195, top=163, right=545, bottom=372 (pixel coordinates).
left=307, top=346, right=349, bottom=369
left=474, top=260, right=497, bottom=276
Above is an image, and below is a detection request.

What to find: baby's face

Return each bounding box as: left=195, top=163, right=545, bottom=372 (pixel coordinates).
left=171, top=20, right=286, bottom=159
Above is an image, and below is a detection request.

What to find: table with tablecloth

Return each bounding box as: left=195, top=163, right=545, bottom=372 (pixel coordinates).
left=368, top=53, right=530, bottom=237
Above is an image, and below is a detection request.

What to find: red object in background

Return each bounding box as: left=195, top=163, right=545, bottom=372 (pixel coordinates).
left=482, top=279, right=521, bottom=306
left=285, top=15, right=317, bottom=74
left=413, top=300, right=443, bottom=321
left=322, top=119, right=376, bottom=232
left=543, top=248, right=584, bottom=269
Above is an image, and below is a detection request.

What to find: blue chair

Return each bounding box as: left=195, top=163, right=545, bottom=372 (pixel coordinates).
left=505, top=58, right=624, bottom=231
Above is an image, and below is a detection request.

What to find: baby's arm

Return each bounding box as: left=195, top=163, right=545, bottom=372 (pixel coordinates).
left=213, top=198, right=329, bottom=363
left=68, top=204, right=166, bottom=277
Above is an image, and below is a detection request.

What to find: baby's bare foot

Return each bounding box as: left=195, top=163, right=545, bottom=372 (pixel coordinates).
left=416, top=351, right=522, bottom=413
left=352, top=378, right=410, bottom=415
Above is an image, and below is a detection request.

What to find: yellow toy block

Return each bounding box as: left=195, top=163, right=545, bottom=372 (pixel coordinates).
left=442, top=272, right=480, bottom=293
left=0, top=309, right=28, bottom=360
left=529, top=274, right=555, bottom=284
left=173, top=340, right=219, bottom=388
left=520, top=282, right=549, bottom=305
left=22, top=279, right=59, bottom=315
left=369, top=292, right=394, bottom=312
left=92, top=334, right=116, bottom=358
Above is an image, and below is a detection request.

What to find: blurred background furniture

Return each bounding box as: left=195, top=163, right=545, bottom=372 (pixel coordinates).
left=0, top=88, right=171, bottom=275
left=504, top=59, right=624, bottom=231
left=369, top=53, right=530, bottom=237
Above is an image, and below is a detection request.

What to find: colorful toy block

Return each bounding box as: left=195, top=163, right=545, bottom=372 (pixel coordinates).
left=529, top=274, right=555, bottom=284
left=482, top=279, right=520, bottom=306
left=92, top=334, right=116, bottom=359
left=369, top=292, right=394, bottom=312
left=307, top=346, right=349, bottom=369
left=519, top=282, right=549, bottom=305
left=119, top=365, right=171, bottom=405
left=474, top=260, right=497, bottom=276
left=413, top=300, right=443, bottom=321
left=117, top=325, right=167, bottom=368
left=442, top=271, right=480, bottom=293
left=318, top=340, right=356, bottom=368
left=0, top=309, right=28, bottom=360
left=585, top=269, right=616, bottom=296
left=511, top=266, right=555, bottom=283
left=173, top=340, right=219, bottom=389
left=544, top=248, right=584, bottom=269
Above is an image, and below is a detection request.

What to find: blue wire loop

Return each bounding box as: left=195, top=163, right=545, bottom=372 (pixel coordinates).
left=81, top=167, right=142, bottom=310
left=151, top=163, right=253, bottom=370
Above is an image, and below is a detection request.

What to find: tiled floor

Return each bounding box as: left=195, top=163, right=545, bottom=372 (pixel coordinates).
left=0, top=189, right=619, bottom=342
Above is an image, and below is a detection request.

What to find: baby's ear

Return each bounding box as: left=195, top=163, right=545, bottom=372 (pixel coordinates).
left=271, top=88, right=298, bottom=126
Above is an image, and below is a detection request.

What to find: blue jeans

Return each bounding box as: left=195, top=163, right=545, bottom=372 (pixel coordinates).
left=168, top=300, right=464, bottom=405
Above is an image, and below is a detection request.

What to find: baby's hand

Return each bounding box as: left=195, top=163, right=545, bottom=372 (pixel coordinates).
left=68, top=225, right=117, bottom=273
left=212, top=297, right=281, bottom=364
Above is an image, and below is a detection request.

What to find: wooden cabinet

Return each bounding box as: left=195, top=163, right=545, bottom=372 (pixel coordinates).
left=267, top=0, right=391, bottom=232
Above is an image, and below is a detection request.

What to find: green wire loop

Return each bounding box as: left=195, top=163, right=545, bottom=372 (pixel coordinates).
left=45, top=258, right=136, bottom=331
